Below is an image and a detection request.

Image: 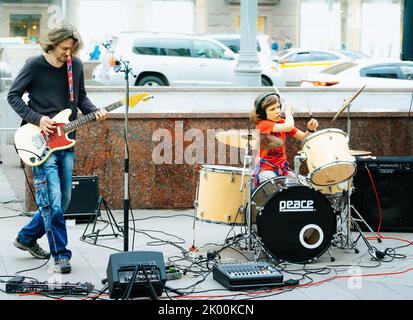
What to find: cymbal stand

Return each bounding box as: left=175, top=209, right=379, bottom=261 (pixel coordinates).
left=238, top=130, right=272, bottom=261
left=240, top=129, right=254, bottom=251
left=334, top=101, right=380, bottom=251
left=334, top=182, right=380, bottom=252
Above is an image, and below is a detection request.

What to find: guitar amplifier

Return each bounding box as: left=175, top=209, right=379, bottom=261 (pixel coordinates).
left=65, top=176, right=99, bottom=221
left=213, top=262, right=283, bottom=291
left=106, top=251, right=166, bottom=299
left=351, top=157, right=413, bottom=232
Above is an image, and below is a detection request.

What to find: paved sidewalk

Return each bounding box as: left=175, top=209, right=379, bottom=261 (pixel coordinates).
left=1, top=144, right=413, bottom=300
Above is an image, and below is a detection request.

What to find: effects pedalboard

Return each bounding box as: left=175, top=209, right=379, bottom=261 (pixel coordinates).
left=213, top=262, right=285, bottom=291
left=5, top=276, right=94, bottom=296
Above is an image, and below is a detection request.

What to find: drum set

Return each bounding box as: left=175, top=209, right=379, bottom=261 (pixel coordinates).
left=194, top=87, right=379, bottom=264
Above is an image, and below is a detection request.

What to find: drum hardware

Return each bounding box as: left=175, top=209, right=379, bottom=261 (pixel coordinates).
left=240, top=129, right=257, bottom=251
left=294, top=152, right=307, bottom=182
left=191, top=182, right=200, bottom=252
left=329, top=86, right=380, bottom=252
left=333, top=185, right=381, bottom=252
left=212, top=128, right=277, bottom=257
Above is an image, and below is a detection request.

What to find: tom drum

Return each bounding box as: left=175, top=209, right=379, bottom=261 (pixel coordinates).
left=196, top=165, right=250, bottom=224
left=301, top=128, right=356, bottom=186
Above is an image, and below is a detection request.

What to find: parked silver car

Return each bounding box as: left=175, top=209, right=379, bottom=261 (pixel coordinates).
left=301, top=58, right=413, bottom=88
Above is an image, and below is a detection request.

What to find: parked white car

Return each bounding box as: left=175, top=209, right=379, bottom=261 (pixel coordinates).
left=205, top=34, right=280, bottom=62
left=203, top=33, right=285, bottom=86
left=301, top=59, right=413, bottom=88
left=93, top=32, right=285, bottom=87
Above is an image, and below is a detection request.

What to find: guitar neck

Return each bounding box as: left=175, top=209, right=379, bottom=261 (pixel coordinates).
left=63, top=100, right=123, bottom=133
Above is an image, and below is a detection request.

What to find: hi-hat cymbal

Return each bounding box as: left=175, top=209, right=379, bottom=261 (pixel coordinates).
left=350, top=149, right=372, bottom=156
left=332, top=84, right=367, bottom=122
left=215, top=129, right=283, bottom=150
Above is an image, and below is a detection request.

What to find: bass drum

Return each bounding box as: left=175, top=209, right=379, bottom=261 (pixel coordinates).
left=251, top=177, right=336, bottom=264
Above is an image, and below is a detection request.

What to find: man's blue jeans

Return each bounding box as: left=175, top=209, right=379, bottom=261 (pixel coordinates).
left=18, top=150, right=74, bottom=261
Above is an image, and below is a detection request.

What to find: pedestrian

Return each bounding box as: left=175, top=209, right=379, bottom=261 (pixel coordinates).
left=271, top=37, right=279, bottom=51
left=284, top=36, right=293, bottom=50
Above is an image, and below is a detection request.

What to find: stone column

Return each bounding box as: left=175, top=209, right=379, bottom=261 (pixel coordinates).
left=119, top=0, right=145, bottom=31
left=65, top=0, right=80, bottom=28
left=194, top=0, right=207, bottom=34
left=348, top=0, right=362, bottom=52
left=402, top=0, right=413, bottom=61
left=340, top=0, right=348, bottom=49
left=235, top=0, right=261, bottom=87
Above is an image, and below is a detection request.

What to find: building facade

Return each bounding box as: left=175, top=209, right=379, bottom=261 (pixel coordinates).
left=0, top=0, right=408, bottom=58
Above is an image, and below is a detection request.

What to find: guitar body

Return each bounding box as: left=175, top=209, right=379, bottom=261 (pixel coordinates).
left=14, top=109, right=76, bottom=167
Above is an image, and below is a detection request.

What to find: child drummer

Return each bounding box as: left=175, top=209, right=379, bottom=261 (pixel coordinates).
left=250, top=92, right=319, bottom=186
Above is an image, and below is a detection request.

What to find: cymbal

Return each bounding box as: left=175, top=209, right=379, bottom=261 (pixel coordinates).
left=350, top=149, right=372, bottom=156
left=215, top=129, right=283, bottom=150
left=332, top=84, right=367, bottom=122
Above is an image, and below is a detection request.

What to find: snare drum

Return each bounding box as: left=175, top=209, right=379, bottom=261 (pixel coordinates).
left=196, top=165, right=250, bottom=224
left=301, top=128, right=356, bottom=186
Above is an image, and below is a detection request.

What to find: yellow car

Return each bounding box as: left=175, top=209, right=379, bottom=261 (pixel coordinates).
left=278, top=49, right=352, bottom=86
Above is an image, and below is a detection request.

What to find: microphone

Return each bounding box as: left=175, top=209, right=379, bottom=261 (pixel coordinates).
left=101, top=40, right=136, bottom=77
left=101, top=40, right=115, bottom=53
left=101, top=40, right=122, bottom=72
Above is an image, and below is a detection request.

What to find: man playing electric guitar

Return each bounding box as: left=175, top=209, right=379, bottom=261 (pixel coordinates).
left=7, top=23, right=108, bottom=274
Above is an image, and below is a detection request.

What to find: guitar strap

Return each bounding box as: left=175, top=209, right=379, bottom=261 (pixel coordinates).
left=67, top=55, right=76, bottom=121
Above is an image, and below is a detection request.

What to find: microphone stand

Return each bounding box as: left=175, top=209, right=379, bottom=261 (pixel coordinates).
left=102, top=41, right=137, bottom=251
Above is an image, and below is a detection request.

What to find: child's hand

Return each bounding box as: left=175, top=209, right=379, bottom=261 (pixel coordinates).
left=307, top=118, right=319, bottom=131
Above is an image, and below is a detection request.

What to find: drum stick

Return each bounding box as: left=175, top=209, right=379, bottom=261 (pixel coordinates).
left=272, top=86, right=293, bottom=116
left=306, top=100, right=313, bottom=119
left=272, top=85, right=285, bottom=105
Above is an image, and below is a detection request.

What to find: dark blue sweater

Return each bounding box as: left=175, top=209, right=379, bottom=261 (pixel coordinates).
left=7, top=54, right=97, bottom=126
